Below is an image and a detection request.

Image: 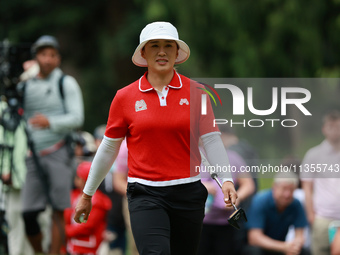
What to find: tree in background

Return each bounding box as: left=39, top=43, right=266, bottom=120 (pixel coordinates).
left=1, top=0, right=340, bottom=159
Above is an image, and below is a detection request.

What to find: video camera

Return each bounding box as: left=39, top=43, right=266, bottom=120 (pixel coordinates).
left=0, top=39, right=31, bottom=100
left=0, top=39, right=31, bottom=132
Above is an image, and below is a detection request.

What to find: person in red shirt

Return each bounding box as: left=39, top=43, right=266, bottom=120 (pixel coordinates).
left=63, top=161, right=112, bottom=255
left=73, top=21, right=237, bottom=255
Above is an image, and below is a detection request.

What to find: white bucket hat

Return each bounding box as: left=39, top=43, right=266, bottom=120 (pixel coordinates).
left=132, top=21, right=190, bottom=67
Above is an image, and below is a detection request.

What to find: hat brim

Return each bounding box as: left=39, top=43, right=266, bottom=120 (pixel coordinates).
left=132, top=36, right=190, bottom=67
left=31, top=43, right=59, bottom=55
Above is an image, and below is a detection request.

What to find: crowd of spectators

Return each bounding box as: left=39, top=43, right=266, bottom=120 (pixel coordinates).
left=0, top=34, right=339, bottom=255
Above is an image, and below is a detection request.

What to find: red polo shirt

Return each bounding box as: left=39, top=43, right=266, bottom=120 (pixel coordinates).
left=105, top=70, right=218, bottom=186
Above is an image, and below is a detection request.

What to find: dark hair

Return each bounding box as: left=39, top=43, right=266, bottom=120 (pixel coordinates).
left=218, top=124, right=235, bottom=135
left=323, top=110, right=340, bottom=124
left=280, top=155, right=302, bottom=188
left=141, top=40, right=180, bottom=52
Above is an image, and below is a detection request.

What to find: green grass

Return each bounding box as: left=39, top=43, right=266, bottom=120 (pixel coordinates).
left=258, top=177, right=273, bottom=191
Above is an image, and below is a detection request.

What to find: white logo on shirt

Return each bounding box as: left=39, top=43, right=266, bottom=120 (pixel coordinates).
left=179, top=98, right=189, bottom=105
left=135, top=100, right=147, bottom=112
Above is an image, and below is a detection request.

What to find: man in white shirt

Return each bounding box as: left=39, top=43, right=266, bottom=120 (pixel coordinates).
left=301, top=110, right=340, bottom=255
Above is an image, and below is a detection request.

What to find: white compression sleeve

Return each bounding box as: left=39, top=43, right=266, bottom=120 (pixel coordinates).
left=201, top=132, right=233, bottom=184
left=83, top=136, right=123, bottom=196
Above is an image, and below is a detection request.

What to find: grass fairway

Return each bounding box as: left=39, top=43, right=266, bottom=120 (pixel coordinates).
left=258, top=177, right=273, bottom=191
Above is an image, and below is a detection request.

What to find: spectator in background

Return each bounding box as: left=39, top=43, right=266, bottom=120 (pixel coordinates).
left=112, top=139, right=138, bottom=255
left=282, top=156, right=311, bottom=252
left=94, top=125, right=127, bottom=255
left=0, top=104, right=34, bottom=255
left=218, top=125, right=259, bottom=254
left=218, top=125, right=259, bottom=170
left=219, top=125, right=259, bottom=194
left=301, top=110, right=340, bottom=255
left=73, top=130, right=109, bottom=194
left=93, top=124, right=106, bottom=149
left=244, top=172, right=309, bottom=255
left=198, top=149, right=255, bottom=255
left=63, top=161, right=112, bottom=255
left=19, top=35, right=84, bottom=254
left=0, top=60, right=35, bottom=255
left=0, top=174, right=8, bottom=254
left=332, top=228, right=340, bottom=255
left=74, top=131, right=97, bottom=162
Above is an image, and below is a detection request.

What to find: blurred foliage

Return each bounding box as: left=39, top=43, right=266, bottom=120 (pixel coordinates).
left=1, top=0, right=340, bottom=161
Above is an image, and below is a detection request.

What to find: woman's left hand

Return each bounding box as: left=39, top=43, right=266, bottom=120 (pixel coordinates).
left=222, top=181, right=237, bottom=207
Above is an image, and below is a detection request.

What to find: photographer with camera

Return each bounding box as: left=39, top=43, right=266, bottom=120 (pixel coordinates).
left=19, top=35, right=84, bottom=254
left=0, top=99, right=33, bottom=255
left=0, top=52, right=39, bottom=255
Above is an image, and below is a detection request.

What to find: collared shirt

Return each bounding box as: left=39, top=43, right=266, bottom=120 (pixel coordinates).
left=20, top=68, right=84, bottom=152
left=300, top=140, right=340, bottom=220
left=105, top=70, right=218, bottom=186
left=246, top=189, right=308, bottom=241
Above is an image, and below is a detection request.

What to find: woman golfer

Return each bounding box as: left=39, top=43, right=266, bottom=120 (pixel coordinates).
left=74, top=21, right=237, bottom=255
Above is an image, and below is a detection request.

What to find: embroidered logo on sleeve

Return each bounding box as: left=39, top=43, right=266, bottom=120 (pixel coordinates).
left=135, top=99, right=147, bottom=112
left=179, top=98, right=189, bottom=105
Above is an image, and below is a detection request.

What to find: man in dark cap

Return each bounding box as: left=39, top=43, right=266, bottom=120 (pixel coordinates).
left=19, top=35, right=84, bottom=254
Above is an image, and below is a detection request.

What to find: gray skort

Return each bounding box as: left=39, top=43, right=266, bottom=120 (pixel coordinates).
left=22, top=145, right=76, bottom=212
